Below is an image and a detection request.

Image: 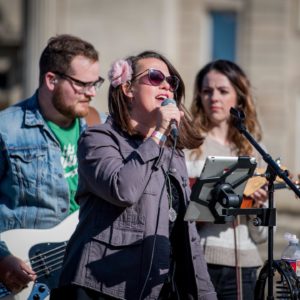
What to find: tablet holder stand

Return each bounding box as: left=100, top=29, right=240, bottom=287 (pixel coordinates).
left=191, top=156, right=256, bottom=224
left=228, top=107, right=300, bottom=299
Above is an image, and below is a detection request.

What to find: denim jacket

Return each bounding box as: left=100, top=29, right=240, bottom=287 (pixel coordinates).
left=0, top=92, right=86, bottom=257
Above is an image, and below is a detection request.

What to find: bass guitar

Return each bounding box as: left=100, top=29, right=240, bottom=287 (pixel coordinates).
left=0, top=211, right=79, bottom=300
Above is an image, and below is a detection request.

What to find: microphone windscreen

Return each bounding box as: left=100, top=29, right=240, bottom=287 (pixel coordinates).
left=161, top=98, right=176, bottom=106
left=160, top=98, right=178, bottom=138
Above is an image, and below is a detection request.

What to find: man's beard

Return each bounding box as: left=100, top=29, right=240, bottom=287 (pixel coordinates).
left=52, top=87, right=90, bottom=119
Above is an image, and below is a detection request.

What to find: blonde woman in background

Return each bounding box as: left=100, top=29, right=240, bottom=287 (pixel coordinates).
left=185, top=60, right=268, bottom=300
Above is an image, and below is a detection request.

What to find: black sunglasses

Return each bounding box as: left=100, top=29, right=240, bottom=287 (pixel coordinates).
left=132, top=68, right=179, bottom=92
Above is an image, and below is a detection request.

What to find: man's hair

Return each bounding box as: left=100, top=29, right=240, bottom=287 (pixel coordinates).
left=39, top=34, right=99, bottom=86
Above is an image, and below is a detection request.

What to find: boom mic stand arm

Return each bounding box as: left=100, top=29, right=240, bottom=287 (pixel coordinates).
left=230, top=107, right=300, bottom=197
left=230, top=107, right=300, bottom=299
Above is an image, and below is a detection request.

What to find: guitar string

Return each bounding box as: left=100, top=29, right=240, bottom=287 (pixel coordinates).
left=30, top=245, right=66, bottom=268
left=0, top=263, right=66, bottom=295
left=27, top=242, right=67, bottom=266
left=36, top=264, right=64, bottom=279
left=35, top=249, right=65, bottom=268
left=33, top=251, right=65, bottom=275
left=34, top=255, right=65, bottom=278
left=0, top=249, right=67, bottom=294
left=21, top=243, right=68, bottom=279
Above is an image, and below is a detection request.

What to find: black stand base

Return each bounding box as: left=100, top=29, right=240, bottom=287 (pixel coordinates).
left=255, top=260, right=300, bottom=300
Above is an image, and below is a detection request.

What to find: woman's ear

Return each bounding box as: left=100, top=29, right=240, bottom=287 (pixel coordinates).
left=122, top=82, right=134, bottom=98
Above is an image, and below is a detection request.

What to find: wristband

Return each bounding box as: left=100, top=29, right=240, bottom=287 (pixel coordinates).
left=151, top=131, right=167, bottom=142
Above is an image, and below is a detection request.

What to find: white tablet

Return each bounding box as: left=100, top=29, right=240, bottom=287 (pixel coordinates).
left=184, top=156, right=257, bottom=223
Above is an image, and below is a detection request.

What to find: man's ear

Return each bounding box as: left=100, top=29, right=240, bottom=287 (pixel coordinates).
left=122, top=82, right=133, bottom=98
left=45, top=72, right=57, bottom=90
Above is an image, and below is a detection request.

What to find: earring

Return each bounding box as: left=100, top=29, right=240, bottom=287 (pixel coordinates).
left=127, top=98, right=134, bottom=110
left=127, top=82, right=133, bottom=93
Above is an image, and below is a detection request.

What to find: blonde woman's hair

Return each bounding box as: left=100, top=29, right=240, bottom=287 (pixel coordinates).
left=190, top=59, right=262, bottom=158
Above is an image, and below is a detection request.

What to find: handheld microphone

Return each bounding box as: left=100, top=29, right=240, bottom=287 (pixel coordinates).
left=161, top=98, right=179, bottom=138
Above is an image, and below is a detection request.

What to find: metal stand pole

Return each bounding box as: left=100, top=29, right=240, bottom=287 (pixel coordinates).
left=229, top=107, right=300, bottom=299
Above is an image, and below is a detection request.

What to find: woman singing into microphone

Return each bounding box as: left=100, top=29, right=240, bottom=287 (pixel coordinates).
left=51, top=51, right=217, bottom=300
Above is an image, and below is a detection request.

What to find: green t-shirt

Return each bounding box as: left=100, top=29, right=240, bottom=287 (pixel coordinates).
left=46, top=119, right=80, bottom=214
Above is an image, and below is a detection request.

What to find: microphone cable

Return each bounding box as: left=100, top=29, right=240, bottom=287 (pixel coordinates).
left=138, top=135, right=178, bottom=300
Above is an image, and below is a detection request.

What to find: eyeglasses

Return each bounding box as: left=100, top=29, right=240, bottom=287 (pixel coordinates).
left=132, top=68, right=179, bottom=92
left=54, top=72, right=105, bottom=94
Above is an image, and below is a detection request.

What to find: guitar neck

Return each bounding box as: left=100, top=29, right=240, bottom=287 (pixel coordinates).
left=274, top=182, right=299, bottom=191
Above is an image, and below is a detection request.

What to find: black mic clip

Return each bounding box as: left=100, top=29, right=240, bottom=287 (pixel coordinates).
left=230, top=107, right=246, bottom=132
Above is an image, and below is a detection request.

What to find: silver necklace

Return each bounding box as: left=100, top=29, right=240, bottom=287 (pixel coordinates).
left=169, top=207, right=177, bottom=222
left=166, top=174, right=177, bottom=222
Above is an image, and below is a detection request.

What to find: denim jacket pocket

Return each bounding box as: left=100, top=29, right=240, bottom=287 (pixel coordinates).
left=9, top=149, right=46, bottom=197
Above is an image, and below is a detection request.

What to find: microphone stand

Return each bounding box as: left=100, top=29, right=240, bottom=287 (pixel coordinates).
left=229, top=107, right=300, bottom=299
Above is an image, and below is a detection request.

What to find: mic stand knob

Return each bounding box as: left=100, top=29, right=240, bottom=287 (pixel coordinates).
left=252, top=217, right=262, bottom=226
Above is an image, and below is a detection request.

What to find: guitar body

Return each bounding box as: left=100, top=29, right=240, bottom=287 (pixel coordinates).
left=241, top=196, right=254, bottom=208
left=0, top=211, right=79, bottom=300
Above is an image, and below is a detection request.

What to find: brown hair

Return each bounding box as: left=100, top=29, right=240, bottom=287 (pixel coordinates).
left=39, top=34, right=99, bottom=86
left=108, top=50, right=203, bottom=149
left=191, top=59, right=262, bottom=157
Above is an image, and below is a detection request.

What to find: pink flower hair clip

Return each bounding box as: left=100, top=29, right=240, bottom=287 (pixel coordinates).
left=108, top=59, right=133, bottom=87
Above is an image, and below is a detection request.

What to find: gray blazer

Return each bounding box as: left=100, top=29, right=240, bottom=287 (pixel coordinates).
left=59, top=118, right=216, bottom=300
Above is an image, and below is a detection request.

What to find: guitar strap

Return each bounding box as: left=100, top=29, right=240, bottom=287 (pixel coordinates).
left=85, top=106, right=101, bottom=126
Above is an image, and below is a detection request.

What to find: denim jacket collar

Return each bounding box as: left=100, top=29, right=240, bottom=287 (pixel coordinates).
left=24, top=91, right=87, bottom=131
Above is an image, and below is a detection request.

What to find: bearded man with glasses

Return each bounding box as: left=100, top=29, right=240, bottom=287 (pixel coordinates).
left=0, top=34, right=104, bottom=297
